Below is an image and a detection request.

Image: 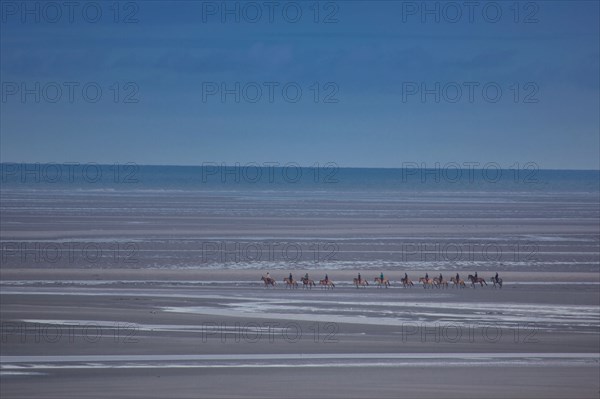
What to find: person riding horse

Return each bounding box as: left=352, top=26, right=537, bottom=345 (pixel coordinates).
left=495, top=272, right=499, bottom=284
left=357, top=273, right=361, bottom=284
left=404, top=272, right=408, bottom=283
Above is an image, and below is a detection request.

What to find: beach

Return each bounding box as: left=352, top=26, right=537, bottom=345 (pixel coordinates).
left=1, top=269, right=599, bottom=398
left=1, top=169, right=599, bottom=398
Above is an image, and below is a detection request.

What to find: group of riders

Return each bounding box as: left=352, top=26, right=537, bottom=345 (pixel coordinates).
left=262, top=271, right=502, bottom=287
left=407, top=271, right=501, bottom=287
left=263, top=272, right=331, bottom=287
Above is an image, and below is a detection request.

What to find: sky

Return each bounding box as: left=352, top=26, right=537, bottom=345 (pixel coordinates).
left=1, top=0, right=599, bottom=169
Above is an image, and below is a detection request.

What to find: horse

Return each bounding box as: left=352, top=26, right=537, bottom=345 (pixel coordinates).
left=319, top=279, right=335, bottom=289
left=468, top=275, right=487, bottom=287
left=374, top=277, right=390, bottom=288
left=401, top=277, right=414, bottom=288
left=450, top=276, right=466, bottom=288
left=353, top=277, right=369, bottom=288
left=491, top=277, right=503, bottom=288
left=419, top=277, right=434, bottom=289
left=301, top=277, right=316, bottom=289
left=261, top=276, right=275, bottom=287
left=433, top=278, right=449, bottom=289
left=283, top=278, right=298, bottom=289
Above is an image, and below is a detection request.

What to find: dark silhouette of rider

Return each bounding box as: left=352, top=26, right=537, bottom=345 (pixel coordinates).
left=456, top=273, right=460, bottom=281
left=404, top=272, right=408, bottom=282
left=425, top=273, right=429, bottom=280
left=325, top=273, right=329, bottom=283
left=439, top=273, right=443, bottom=282
left=289, top=273, right=293, bottom=283
left=495, top=272, right=499, bottom=283
left=358, top=273, right=361, bottom=283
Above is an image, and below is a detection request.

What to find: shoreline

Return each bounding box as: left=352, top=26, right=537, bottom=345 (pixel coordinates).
left=2, top=268, right=598, bottom=283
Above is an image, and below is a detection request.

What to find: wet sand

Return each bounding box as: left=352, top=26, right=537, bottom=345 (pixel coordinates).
left=1, top=189, right=599, bottom=273
left=1, top=188, right=598, bottom=397
left=1, top=272, right=599, bottom=398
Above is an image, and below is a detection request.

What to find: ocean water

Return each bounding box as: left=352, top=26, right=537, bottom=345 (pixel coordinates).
left=1, top=164, right=599, bottom=195
left=1, top=164, right=598, bottom=272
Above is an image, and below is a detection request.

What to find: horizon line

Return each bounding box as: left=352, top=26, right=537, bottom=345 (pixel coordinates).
left=1, top=162, right=599, bottom=172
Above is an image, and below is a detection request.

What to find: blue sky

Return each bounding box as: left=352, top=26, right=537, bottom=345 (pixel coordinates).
left=1, top=0, right=599, bottom=169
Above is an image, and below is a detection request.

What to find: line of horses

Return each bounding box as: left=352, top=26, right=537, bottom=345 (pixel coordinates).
left=415, top=275, right=503, bottom=289
left=261, top=276, right=336, bottom=289
left=261, top=275, right=503, bottom=289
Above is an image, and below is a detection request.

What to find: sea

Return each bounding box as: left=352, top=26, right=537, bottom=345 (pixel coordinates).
left=1, top=163, right=599, bottom=194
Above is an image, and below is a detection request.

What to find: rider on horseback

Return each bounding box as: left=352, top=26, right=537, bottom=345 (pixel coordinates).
left=404, top=272, right=408, bottom=283
left=325, top=274, right=329, bottom=283
left=289, top=273, right=293, bottom=284
left=495, top=272, right=499, bottom=284
left=358, top=273, right=361, bottom=284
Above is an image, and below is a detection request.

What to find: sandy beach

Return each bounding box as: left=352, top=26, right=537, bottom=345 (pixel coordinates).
left=1, top=185, right=599, bottom=398
left=1, top=269, right=599, bottom=398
